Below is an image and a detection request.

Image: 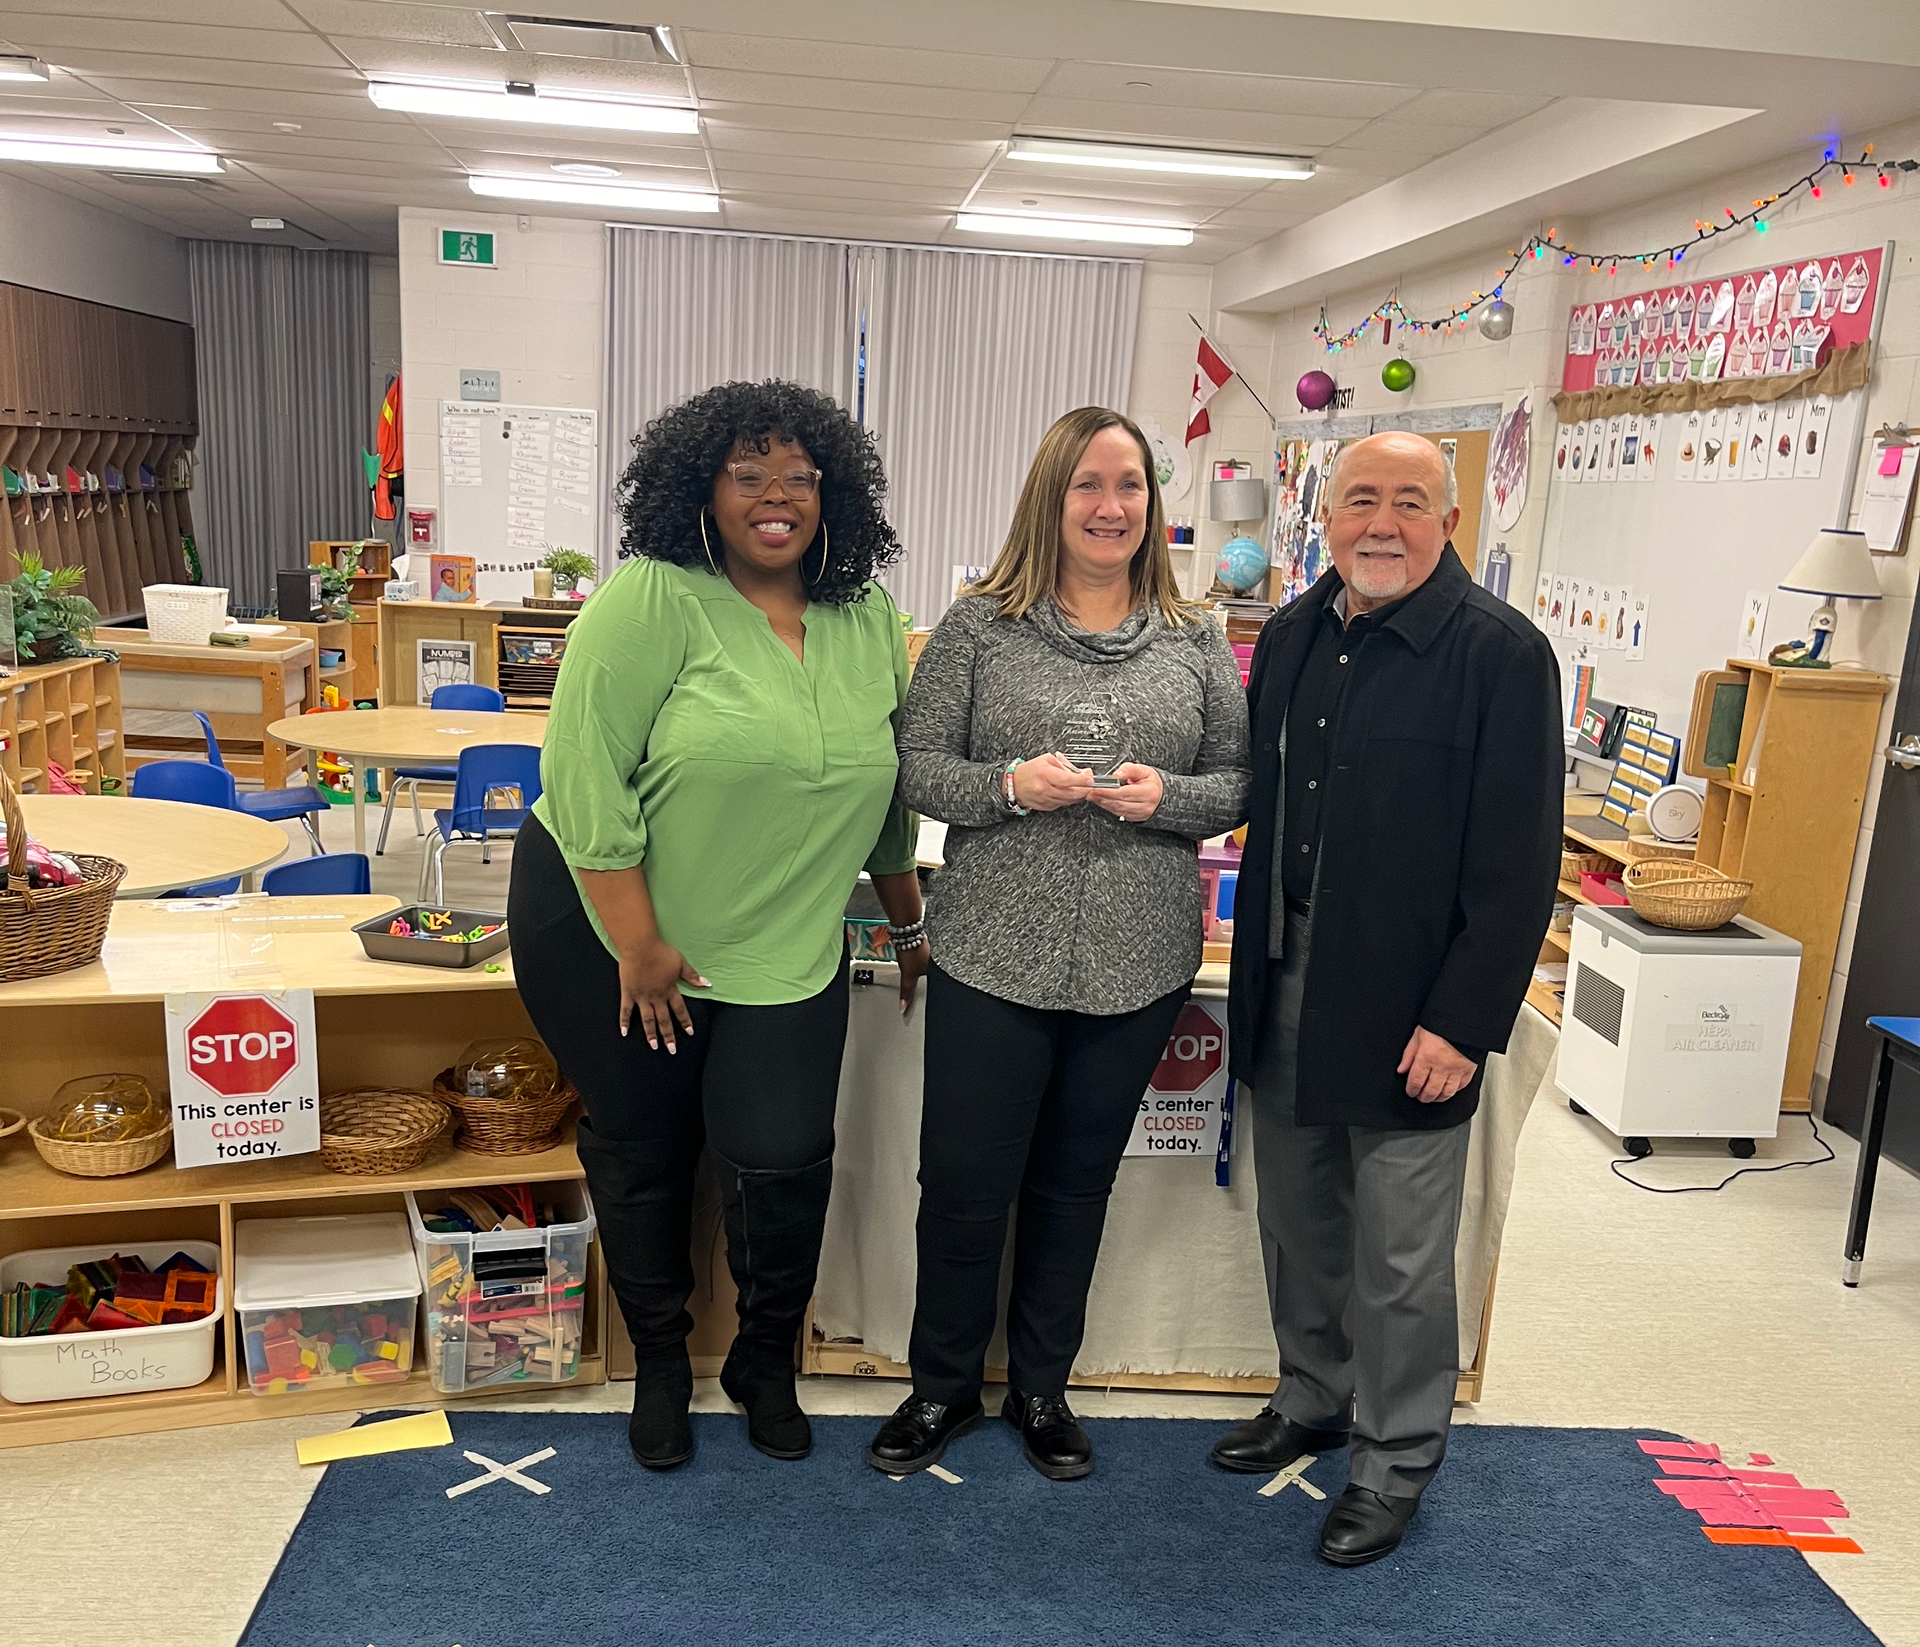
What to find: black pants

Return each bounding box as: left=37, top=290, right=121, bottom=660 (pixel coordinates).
left=509, top=815, right=848, bottom=1364
left=909, top=963, right=1190, bottom=1405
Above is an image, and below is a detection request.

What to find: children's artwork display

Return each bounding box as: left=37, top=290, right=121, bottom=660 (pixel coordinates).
left=1267, top=436, right=1351, bottom=606
left=1488, top=396, right=1531, bottom=530
left=1562, top=247, right=1883, bottom=394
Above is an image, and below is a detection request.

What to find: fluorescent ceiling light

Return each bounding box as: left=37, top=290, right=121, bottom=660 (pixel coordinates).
left=956, top=211, right=1192, bottom=247
left=468, top=173, right=718, bottom=212
left=0, top=136, right=220, bottom=173
left=369, top=78, right=697, bottom=135
left=1006, top=137, right=1314, bottom=181
left=0, top=55, right=49, bottom=82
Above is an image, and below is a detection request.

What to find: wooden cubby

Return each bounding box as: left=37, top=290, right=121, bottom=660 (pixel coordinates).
left=309, top=542, right=391, bottom=704
left=0, top=655, right=125, bottom=795
left=0, top=282, right=198, bottom=622
left=0, top=895, right=606, bottom=1449
left=1686, top=658, right=1890, bottom=1112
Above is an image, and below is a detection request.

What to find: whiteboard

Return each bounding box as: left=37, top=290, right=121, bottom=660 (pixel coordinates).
left=437, top=401, right=599, bottom=605
left=1535, top=388, right=1867, bottom=732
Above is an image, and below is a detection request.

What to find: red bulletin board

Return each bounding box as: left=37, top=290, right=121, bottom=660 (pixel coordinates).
left=1560, top=246, right=1883, bottom=394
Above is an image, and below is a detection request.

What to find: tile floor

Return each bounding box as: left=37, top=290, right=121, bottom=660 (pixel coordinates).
left=2, top=808, right=1916, bottom=1646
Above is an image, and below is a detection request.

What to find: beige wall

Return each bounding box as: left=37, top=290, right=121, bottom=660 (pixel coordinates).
left=1248, top=115, right=1920, bottom=1103
left=0, top=169, right=189, bottom=321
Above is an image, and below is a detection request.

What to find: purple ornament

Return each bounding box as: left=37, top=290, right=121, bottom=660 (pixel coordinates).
left=1296, top=370, right=1337, bottom=411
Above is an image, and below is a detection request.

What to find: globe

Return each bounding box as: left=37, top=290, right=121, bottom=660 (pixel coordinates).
left=1215, top=535, right=1269, bottom=594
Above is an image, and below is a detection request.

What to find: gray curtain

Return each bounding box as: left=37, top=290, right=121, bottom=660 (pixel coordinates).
left=601, top=226, right=857, bottom=567
left=856, top=245, right=1139, bottom=626
left=186, top=241, right=371, bottom=611
left=599, top=227, right=1141, bottom=622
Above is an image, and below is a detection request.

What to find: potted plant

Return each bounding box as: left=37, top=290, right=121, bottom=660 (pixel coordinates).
left=316, top=544, right=361, bottom=620
left=4, top=553, right=108, bottom=662
left=539, top=548, right=596, bottom=597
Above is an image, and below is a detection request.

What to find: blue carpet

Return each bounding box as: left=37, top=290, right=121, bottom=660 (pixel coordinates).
left=241, top=1412, right=1875, bottom=1647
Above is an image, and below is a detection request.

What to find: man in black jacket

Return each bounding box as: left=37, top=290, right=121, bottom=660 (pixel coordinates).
left=1212, top=432, right=1561, bottom=1565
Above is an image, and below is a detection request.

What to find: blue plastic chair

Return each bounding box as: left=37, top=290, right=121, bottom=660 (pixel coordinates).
left=419, top=744, right=542, bottom=903
left=263, top=852, right=371, bottom=897
left=377, top=684, right=507, bottom=856
left=130, top=760, right=243, bottom=895
left=192, top=712, right=329, bottom=856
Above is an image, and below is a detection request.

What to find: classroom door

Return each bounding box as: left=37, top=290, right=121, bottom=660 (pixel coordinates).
left=1827, top=600, right=1920, bottom=1169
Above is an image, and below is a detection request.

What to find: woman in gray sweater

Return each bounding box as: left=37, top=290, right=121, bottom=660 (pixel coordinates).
left=867, top=406, right=1250, bottom=1482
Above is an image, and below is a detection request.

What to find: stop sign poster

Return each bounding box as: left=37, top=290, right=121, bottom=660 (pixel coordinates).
left=1127, top=999, right=1228, bottom=1158
left=163, top=990, right=321, bottom=1168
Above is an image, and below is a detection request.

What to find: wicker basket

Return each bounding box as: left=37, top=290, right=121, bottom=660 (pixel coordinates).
left=1622, top=837, right=1695, bottom=863
left=1624, top=859, right=1753, bottom=931
left=28, top=1112, right=173, bottom=1177
left=0, top=1107, right=26, bottom=1149
left=319, top=1088, right=452, bottom=1175
left=432, top=1067, right=576, bottom=1156
left=0, top=767, right=127, bottom=983
left=1562, top=848, right=1612, bottom=881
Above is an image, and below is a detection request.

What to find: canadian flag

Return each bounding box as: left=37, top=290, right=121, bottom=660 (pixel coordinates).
left=1185, top=334, right=1236, bottom=445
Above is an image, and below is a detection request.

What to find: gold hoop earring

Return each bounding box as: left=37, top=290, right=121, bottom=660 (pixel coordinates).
left=699, top=509, right=721, bottom=576
left=808, top=521, right=829, bottom=585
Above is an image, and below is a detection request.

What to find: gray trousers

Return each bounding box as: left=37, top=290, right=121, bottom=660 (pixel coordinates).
left=1247, top=906, right=1471, bottom=1497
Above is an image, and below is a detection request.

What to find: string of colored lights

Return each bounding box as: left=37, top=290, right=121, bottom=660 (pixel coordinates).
left=1313, top=146, right=1918, bottom=353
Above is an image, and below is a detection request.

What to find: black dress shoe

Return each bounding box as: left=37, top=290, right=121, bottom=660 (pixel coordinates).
left=628, top=1351, right=694, bottom=1471
left=1318, top=1485, right=1420, bottom=1566
left=719, top=1338, right=811, bottom=1461
left=1002, top=1388, right=1093, bottom=1481
left=866, top=1393, right=984, bottom=1474
left=1209, top=1408, right=1349, bottom=1474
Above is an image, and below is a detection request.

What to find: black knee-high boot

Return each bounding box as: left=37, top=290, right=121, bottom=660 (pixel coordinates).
left=575, top=1119, right=699, bottom=1469
left=716, top=1152, right=833, bottom=1460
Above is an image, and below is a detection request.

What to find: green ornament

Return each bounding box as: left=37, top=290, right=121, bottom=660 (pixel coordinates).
left=1381, top=357, right=1416, bottom=393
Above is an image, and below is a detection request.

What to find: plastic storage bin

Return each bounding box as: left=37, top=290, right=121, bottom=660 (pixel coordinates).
left=406, top=1181, right=595, bottom=1393
left=0, top=1239, right=222, bottom=1404
left=234, top=1212, right=420, bottom=1396
left=141, top=583, right=229, bottom=645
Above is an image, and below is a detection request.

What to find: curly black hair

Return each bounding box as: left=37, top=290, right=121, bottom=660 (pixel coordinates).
left=614, top=379, right=901, bottom=606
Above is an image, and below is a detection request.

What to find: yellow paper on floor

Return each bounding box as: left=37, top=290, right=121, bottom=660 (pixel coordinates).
left=296, top=1409, right=454, bottom=1466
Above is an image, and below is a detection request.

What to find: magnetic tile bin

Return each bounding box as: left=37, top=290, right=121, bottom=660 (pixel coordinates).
left=0, top=1239, right=222, bottom=1405
left=406, top=1181, right=595, bottom=1393
left=234, top=1212, right=421, bottom=1396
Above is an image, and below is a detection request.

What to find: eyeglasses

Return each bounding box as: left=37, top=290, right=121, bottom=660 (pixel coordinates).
left=726, top=461, right=822, bottom=499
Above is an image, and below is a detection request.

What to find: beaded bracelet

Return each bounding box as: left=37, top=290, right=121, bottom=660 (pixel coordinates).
left=1001, top=758, right=1030, bottom=817
left=888, top=918, right=928, bottom=953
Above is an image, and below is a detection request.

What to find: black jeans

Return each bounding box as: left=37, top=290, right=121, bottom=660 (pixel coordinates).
left=908, top=962, right=1191, bottom=1405
left=509, top=815, right=848, bottom=1363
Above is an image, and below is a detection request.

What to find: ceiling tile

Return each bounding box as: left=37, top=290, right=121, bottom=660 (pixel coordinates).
left=0, top=15, right=345, bottom=66
left=1038, top=61, right=1418, bottom=121
left=1016, top=98, right=1362, bottom=150
left=1331, top=117, right=1494, bottom=157
left=679, top=30, right=1054, bottom=94
left=702, top=125, right=996, bottom=171
left=688, top=67, right=1029, bottom=124
left=721, top=202, right=953, bottom=240
left=1, top=0, right=301, bottom=27
left=698, top=99, right=1011, bottom=147
left=705, top=148, right=985, bottom=189
left=976, top=164, right=1270, bottom=210
left=446, top=141, right=710, bottom=174
left=720, top=171, right=968, bottom=208
left=1390, top=89, right=1553, bottom=128
left=283, top=0, right=502, bottom=50
left=410, top=118, right=703, bottom=158
left=57, top=59, right=368, bottom=95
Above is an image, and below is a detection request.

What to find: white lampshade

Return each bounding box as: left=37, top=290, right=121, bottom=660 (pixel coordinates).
left=1779, top=528, right=1881, bottom=601
left=1209, top=478, right=1268, bottom=522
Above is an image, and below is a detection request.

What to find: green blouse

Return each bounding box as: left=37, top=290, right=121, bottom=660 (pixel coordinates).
left=532, top=556, right=917, bottom=1005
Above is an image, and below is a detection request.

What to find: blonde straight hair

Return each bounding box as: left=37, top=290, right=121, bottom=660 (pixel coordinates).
left=969, top=406, right=1197, bottom=626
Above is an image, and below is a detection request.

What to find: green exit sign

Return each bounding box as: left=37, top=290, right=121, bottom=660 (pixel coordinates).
left=439, top=228, right=496, bottom=267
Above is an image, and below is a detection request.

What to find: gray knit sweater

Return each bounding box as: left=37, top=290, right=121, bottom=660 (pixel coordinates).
left=897, top=593, right=1251, bottom=1014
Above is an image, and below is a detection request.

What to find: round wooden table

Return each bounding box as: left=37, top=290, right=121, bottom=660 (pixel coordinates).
left=266, top=707, right=547, bottom=855
left=16, top=795, right=291, bottom=898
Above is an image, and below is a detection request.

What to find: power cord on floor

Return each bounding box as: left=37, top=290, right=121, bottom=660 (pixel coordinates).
left=1608, top=1113, right=1836, bottom=1193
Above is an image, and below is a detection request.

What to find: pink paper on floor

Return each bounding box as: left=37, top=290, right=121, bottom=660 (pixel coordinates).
left=1658, top=1459, right=1732, bottom=1477
left=1638, top=1440, right=1722, bottom=1459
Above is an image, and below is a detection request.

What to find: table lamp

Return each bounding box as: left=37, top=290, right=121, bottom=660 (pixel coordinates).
left=1778, top=527, right=1880, bottom=667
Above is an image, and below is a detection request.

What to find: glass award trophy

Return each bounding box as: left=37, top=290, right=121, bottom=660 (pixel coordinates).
left=1060, top=696, right=1126, bottom=788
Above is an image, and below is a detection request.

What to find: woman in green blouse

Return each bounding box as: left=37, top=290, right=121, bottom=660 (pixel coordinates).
left=508, top=381, right=928, bottom=1471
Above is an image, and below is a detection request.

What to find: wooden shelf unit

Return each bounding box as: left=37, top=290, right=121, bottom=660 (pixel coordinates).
left=309, top=542, right=392, bottom=704
left=0, top=656, right=124, bottom=795
left=0, top=895, right=607, bottom=1449
left=378, top=599, right=578, bottom=707
left=496, top=625, right=571, bottom=710
left=112, top=629, right=316, bottom=787
left=1687, top=659, right=1889, bottom=1113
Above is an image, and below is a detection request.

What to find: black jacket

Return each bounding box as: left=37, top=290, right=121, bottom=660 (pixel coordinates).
left=1227, top=546, right=1562, bottom=1129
